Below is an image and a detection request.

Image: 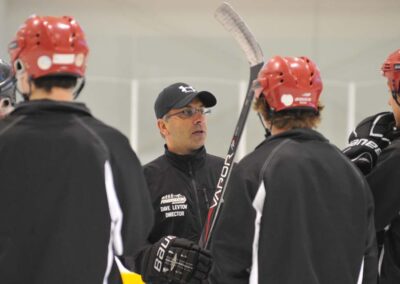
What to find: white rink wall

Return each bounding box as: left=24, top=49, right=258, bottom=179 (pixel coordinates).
left=1, top=0, right=399, bottom=164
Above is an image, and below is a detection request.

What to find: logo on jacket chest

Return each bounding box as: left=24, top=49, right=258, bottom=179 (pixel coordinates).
left=159, top=194, right=188, bottom=218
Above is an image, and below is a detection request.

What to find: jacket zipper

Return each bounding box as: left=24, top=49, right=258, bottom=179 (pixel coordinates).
left=188, top=164, right=203, bottom=228
left=202, top=187, right=210, bottom=208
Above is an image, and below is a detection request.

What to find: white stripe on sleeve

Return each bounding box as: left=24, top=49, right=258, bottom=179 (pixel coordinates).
left=249, top=181, right=267, bottom=284
left=103, top=161, right=124, bottom=284
left=357, top=257, right=364, bottom=284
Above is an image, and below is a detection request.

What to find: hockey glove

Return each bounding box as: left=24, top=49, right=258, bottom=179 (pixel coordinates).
left=141, top=236, right=212, bottom=284
left=342, top=111, right=396, bottom=174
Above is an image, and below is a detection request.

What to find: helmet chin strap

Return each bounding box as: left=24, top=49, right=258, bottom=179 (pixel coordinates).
left=258, top=98, right=272, bottom=137
left=15, top=78, right=32, bottom=102
left=73, top=78, right=85, bottom=99
left=392, top=90, right=400, bottom=108
left=256, top=111, right=271, bottom=137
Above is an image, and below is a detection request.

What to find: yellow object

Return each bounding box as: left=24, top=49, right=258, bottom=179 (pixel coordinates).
left=121, top=272, right=145, bottom=284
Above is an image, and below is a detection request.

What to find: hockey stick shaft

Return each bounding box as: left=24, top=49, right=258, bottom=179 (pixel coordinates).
left=199, top=2, right=264, bottom=249
left=200, top=63, right=262, bottom=249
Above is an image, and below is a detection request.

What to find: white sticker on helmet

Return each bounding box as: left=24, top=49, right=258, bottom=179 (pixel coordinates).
left=75, top=53, right=85, bottom=67
left=53, top=54, right=75, bottom=64
left=37, top=56, right=52, bottom=70
left=281, top=94, right=294, bottom=106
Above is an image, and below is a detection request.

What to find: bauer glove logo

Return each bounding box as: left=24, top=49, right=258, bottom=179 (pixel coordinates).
left=154, top=236, right=175, bottom=272
left=348, top=138, right=381, bottom=155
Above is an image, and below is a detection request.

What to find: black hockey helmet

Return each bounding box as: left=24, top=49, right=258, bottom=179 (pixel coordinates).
left=0, top=59, right=16, bottom=105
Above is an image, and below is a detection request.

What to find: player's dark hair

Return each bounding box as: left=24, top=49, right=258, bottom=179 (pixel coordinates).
left=33, top=76, right=78, bottom=92
left=254, top=97, right=324, bottom=129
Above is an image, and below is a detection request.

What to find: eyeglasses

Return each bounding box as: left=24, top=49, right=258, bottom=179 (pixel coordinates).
left=164, top=107, right=211, bottom=119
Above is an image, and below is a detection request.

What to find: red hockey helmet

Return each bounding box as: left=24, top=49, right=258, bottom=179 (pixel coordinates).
left=8, top=15, right=89, bottom=79
left=254, top=56, right=323, bottom=112
left=381, top=49, right=400, bottom=95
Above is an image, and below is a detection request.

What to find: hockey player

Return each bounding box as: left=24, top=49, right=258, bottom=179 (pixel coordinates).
left=0, top=59, right=16, bottom=118
left=343, top=49, right=400, bottom=283
left=143, top=82, right=224, bottom=248
left=209, top=56, right=378, bottom=284
left=0, top=15, right=211, bottom=284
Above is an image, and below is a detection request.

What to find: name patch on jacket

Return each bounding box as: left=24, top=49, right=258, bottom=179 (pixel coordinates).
left=160, top=194, right=188, bottom=218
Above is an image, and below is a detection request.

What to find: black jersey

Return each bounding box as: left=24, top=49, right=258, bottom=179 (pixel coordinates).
left=143, top=146, right=224, bottom=243
left=366, top=137, right=400, bottom=283
left=209, top=128, right=377, bottom=284
left=0, top=100, right=154, bottom=284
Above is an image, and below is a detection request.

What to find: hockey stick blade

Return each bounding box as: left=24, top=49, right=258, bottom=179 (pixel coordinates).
left=214, top=2, right=263, bottom=67
left=199, top=2, right=264, bottom=249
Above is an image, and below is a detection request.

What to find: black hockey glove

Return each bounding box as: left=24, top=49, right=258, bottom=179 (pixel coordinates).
left=342, top=111, right=396, bottom=174
left=141, top=236, right=212, bottom=284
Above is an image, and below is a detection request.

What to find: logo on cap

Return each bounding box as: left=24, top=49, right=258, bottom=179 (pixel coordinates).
left=179, top=85, right=196, bottom=93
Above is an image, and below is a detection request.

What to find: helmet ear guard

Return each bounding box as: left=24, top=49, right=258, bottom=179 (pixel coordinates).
left=14, top=60, right=24, bottom=74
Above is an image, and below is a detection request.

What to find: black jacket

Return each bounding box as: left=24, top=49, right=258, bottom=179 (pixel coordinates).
left=209, top=128, right=377, bottom=284
left=366, top=137, right=400, bottom=283
left=0, top=100, right=154, bottom=284
left=143, top=146, right=224, bottom=243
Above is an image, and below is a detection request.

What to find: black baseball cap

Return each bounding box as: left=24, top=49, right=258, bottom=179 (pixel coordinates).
left=155, top=82, right=217, bottom=119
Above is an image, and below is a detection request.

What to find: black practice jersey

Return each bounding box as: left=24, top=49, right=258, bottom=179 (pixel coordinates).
left=0, top=100, right=154, bottom=284
left=366, top=137, right=400, bottom=283
left=209, top=128, right=377, bottom=284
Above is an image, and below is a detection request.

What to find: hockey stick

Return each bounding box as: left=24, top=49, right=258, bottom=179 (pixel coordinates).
left=199, top=2, right=264, bottom=249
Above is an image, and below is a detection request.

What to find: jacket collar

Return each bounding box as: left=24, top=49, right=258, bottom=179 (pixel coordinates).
left=273, top=128, right=328, bottom=141
left=256, top=128, right=328, bottom=149
left=165, top=145, right=207, bottom=175
left=11, top=100, right=92, bottom=117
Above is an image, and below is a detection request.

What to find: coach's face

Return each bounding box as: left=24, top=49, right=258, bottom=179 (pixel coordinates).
left=158, top=98, right=208, bottom=155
